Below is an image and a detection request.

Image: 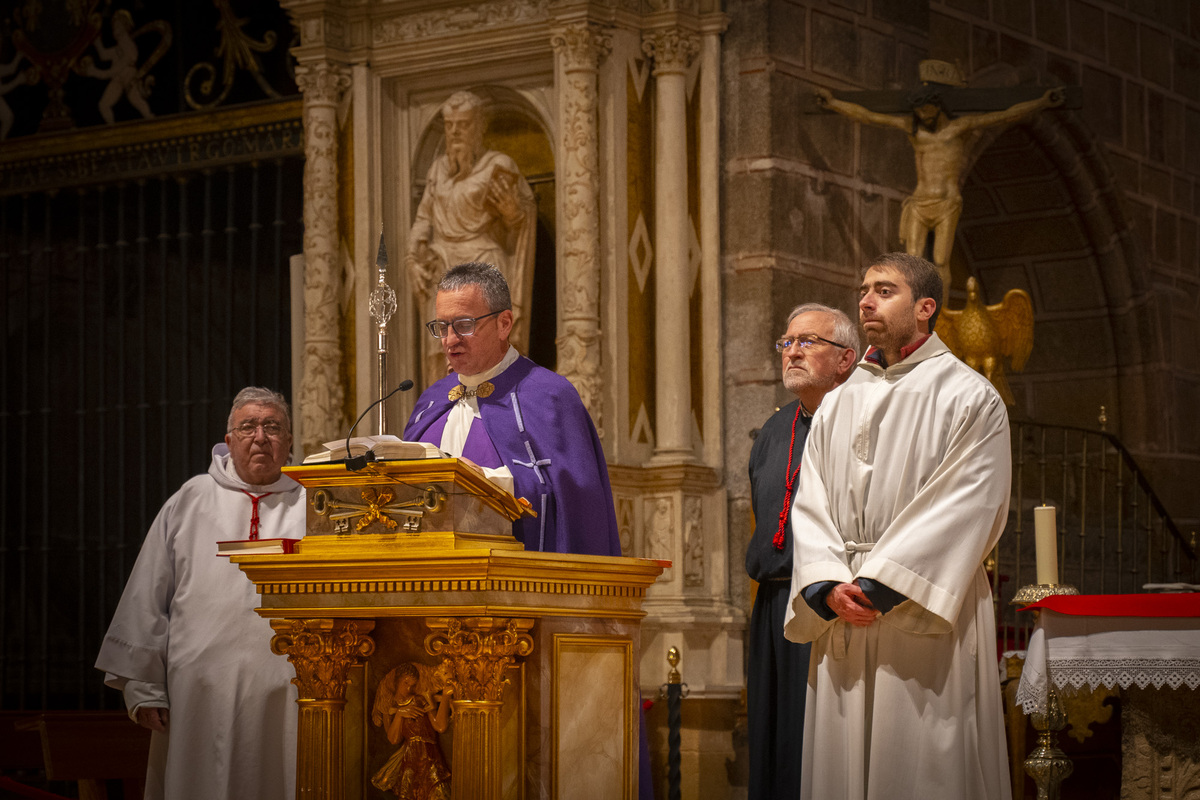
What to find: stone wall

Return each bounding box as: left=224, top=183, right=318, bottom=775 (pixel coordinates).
left=723, top=1, right=1200, bottom=647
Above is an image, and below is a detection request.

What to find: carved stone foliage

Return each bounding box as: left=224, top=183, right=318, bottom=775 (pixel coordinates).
left=550, top=22, right=611, bottom=433
left=641, top=28, right=699, bottom=75
left=270, top=619, right=376, bottom=701
left=374, top=0, right=549, bottom=44
left=557, top=327, right=602, bottom=435
left=1121, top=687, right=1200, bottom=800
left=424, top=617, right=535, bottom=703
left=683, top=495, right=704, bottom=587
left=550, top=22, right=612, bottom=72
left=294, top=60, right=352, bottom=450
left=294, top=61, right=351, bottom=107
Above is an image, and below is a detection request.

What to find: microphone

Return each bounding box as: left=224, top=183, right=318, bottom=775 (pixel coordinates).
left=345, top=379, right=415, bottom=471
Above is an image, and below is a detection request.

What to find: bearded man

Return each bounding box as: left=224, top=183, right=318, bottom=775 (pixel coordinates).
left=406, top=90, right=536, bottom=382
left=784, top=253, right=1013, bottom=800
left=745, top=303, right=858, bottom=800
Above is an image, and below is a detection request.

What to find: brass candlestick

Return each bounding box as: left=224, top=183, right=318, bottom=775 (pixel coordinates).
left=1011, top=582, right=1078, bottom=800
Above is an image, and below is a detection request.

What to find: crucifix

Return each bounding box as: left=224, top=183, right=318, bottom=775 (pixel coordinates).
left=808, top=60, right=1079, bottom=307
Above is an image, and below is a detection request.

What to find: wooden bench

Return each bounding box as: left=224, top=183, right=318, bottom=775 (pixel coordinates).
left=8, top=711, right=149, bottom=800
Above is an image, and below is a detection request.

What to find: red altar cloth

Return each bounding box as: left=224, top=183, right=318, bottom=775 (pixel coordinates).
left=1024, top=592, right=1200, bottom=617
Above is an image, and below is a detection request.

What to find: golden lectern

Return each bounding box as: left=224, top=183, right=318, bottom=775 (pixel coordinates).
left=232, top=459, right=664, bottom=800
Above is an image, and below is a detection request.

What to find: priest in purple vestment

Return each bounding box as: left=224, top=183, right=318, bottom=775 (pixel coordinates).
left=403, top=261, right=621, bottom=557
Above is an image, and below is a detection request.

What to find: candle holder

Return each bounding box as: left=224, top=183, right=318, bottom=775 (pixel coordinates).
left=1010, top=584, right=1080, bottom=800
left=1011, top=582, right=1079, bottom=606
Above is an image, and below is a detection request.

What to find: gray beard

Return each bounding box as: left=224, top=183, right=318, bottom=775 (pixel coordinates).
left=446, top=145, right=478, bottom=179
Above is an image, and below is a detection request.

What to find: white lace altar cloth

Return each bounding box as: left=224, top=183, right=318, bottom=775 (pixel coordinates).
left=1015, top=611, right=1200, bottom=714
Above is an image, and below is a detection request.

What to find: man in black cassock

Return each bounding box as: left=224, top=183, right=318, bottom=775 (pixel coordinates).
left=745, top=303, right=858, bottom=800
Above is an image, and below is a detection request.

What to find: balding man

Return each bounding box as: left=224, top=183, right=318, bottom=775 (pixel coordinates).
left=404, top=262, right=620, bottom=557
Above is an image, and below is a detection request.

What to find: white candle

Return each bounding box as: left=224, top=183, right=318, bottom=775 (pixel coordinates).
left=1034, top=505, right=1059, bottom=585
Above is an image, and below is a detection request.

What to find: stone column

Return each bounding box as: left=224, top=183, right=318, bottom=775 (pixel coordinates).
left=294, top=60, right=352, bottom=454
left=425, top=616, right=535, bottom=800
left=270, top=618, right=376, bottom=800
left=643, top=28, right=699, bottom=464
left=550, top=22, right=611, bottom=436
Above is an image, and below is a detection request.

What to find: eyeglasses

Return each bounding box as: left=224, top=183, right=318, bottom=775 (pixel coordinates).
left=775, top=334, right=851, bottom=353
left=425, top=309, right=505, bottom=339
left=229, top=420, right=286, bottom=439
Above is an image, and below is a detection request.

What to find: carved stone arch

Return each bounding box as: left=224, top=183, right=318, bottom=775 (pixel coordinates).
left=409, top=86, right=559, bottom=370
left=951, top=108, right=1157, bottom=443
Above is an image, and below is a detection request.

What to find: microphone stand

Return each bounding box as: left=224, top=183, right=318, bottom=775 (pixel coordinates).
left=344, top=380, right=414, bottom=471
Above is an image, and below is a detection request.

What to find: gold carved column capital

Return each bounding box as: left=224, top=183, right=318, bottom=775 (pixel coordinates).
left=424, top=617, right=535, bottom=703
left=270, top=618, right=376, bottom=700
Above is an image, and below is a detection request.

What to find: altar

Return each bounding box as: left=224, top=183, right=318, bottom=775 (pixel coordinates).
left=1015, top=594, right=1200, bottom=799
left=233, top=459, right=665, bottom=800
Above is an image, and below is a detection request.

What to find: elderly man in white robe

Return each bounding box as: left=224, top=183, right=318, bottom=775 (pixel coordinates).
left=95, top=387, right=306, bottom=800
left=783, top=252, right=1012, bottom=800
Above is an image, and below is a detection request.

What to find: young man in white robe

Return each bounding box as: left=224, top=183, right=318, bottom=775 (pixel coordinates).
left=95, top=387, right=306, bottom=800
left=783, top=252, right=1012, bottom=800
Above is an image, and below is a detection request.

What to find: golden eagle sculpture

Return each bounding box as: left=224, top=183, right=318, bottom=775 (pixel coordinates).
left=935, top=277, right=1033, bottom=406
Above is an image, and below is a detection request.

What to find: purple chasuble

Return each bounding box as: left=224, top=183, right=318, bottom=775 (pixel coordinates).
left=404, top=356, right=620, bottom=556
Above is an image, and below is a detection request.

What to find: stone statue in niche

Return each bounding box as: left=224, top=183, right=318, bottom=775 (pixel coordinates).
left=407, top=90, right=537, bottom=384
left=370, top=661, right=453, bottom=800
left=814, top=60, right=1063, bottom=307
left=646, top=497, right=673, bottom=563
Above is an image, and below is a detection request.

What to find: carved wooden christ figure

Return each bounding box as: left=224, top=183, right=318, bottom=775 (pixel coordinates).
left=406, top=90, right=537, bottom=384
left=814, top=60, right=1065, bottom=307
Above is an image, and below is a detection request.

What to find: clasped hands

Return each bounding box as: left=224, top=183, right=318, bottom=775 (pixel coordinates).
left=825, top=580, right=882, bottom=628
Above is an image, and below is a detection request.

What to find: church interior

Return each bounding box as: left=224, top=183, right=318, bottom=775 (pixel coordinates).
left=1, top=1, right=1197, bottom=798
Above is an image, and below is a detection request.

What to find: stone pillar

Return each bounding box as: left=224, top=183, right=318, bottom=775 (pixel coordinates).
left=550, top=22, right=612, bottom=436
left=425, top=617, right=535, bottom=800
left=269, top=618, right=376, bottom=800
left=643, top=28, right=699, bottom=464
left=294, top=60, right=352, bottom=454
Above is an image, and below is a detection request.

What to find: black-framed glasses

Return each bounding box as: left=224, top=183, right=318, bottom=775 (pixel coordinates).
left=425, top=309, right=505, bottom=339
left=229, top=420, right=287, bottom=439
left=775, top=334, right=851, bottom=353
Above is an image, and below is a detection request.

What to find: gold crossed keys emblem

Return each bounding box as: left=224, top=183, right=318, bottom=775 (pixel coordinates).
left=448, top=380, right=494, bottom=401
left=310, top=487, right=446, bottom=533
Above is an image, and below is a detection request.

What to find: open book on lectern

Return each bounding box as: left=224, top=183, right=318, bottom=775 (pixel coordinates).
left=302, top=435, right=446, bottom=464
